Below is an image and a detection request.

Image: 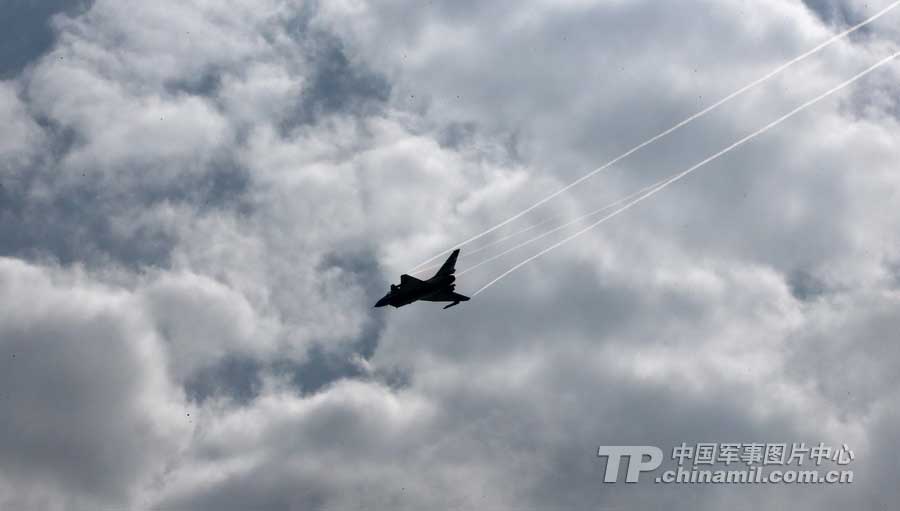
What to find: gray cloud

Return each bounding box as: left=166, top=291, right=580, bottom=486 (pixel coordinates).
left=1, top=0, right=899, bottom=509
left=0, top=259, right=186, bottom=509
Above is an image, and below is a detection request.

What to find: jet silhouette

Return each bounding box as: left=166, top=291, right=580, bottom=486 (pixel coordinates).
left=374, top=249, right=470, bottom=310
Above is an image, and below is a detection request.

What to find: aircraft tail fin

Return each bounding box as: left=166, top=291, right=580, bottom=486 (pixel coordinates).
left=435, top=249, right=460, bottom=277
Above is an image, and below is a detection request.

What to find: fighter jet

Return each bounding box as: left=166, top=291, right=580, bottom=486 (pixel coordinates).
left=374, top=249, right=470, bottom=310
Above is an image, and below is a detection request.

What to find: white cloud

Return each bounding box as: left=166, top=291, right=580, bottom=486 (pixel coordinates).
left=0, top=258, right=189, bottom=508
left=0, top=82, right=44, bottom=176
left=2, top=0, right=900, bottom=509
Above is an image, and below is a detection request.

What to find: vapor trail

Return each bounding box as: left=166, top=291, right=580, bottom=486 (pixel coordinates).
left=472, top=51, right=900, bottom=296
left=409, top=1, right=900, bottom=272
left=411, top=219, right=553, bottom=276
left=413, top=183, right=658, bottom=276
left=455, top=183, right=662, bottom=276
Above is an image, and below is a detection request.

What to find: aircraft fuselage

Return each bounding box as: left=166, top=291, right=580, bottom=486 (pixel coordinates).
left=375, top=274, right=455, bottom=307
left=374, top=249, right=470, bottom=310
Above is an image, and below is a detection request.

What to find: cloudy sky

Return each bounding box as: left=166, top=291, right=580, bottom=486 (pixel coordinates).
left=1, top=0, right=899, bottom=509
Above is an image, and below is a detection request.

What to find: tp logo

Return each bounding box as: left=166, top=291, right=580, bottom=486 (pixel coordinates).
left=597, top=446, right=663, bottom=483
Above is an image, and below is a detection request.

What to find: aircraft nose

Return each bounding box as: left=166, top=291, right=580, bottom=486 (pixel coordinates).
left=374, top=296, right=389, bottom=308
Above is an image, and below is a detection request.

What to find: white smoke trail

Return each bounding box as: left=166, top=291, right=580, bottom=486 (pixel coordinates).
left=455, top=182, right=662, bottom=276
left=411, top=218, right=553, bottom=276
left=472, top=51, right=900, bottom=296
left=408, top=1, right=900, bottom=272
left=412, top=182, right=659, bottom=276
